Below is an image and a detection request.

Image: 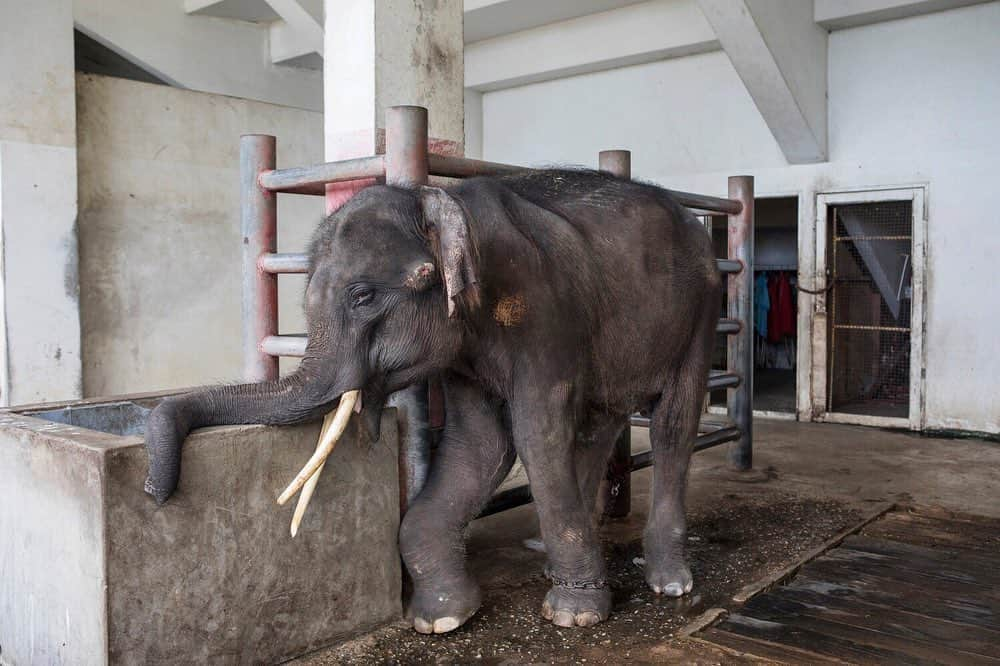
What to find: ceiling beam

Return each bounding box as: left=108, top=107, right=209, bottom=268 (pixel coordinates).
left=815, top=0, right=995, bottom=30
left=698, top=0, right=828, bottom=163
left=465, top=0, right=718, bottom=92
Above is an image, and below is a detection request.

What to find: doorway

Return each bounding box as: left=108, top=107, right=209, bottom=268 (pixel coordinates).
left=707, top=196, right=800, bottom=417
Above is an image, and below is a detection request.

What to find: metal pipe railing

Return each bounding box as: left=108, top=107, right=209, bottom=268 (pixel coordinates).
left=428, top=154, right=524, bottom=179
left=240, top=134, right=279, bottom=382
left=726, top=176, right=755, bottom=471
left=240, top=105, right=754, bottom=522
left=667, top=189, right=743, bottom=216
left=260, top=334, right=307, bottom=358
left=259, top=253, right=309, bottom=274
left=258, top=155, right=386, bottom=195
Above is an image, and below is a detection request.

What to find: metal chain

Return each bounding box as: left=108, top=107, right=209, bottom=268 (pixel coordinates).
left=545, top=570, right=608, bottom=590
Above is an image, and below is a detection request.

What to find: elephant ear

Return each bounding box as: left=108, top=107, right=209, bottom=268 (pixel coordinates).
left=419, top=186, right=480, bottom=318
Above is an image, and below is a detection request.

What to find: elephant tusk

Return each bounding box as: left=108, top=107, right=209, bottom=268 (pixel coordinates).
left=277, top=389, right=360, bottom=511
left=288, top=411, right=335, bottom=537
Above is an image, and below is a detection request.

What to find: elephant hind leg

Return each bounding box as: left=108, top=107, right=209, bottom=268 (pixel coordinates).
left=399, top=373, right=515, bottom=635
left=643, top=318, right=715, bottom=596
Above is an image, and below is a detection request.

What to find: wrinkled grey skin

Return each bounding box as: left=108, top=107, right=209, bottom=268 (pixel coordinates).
left=144, top=169, right=721, bottom=632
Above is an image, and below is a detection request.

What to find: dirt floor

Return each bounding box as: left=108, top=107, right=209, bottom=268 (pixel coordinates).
left=294, top=419, right=1000, bottom=665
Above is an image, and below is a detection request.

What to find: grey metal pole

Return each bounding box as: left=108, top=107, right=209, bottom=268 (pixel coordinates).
left=599, top=150, right=632, bottom=518
left=240, top=134, right=279, bottom=383
left=727, top=175, right=754, bottom=470
left=385, top=106, right=431, bottom=512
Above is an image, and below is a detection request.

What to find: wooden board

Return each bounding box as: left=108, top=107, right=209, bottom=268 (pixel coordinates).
left=694, top=506, right=1000, bottom=664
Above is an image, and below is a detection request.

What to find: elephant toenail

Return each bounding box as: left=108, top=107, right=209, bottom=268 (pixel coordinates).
left=651, top=584, right=662, bottom=594
left=413, top=617, right=433, bottom=634
left=541, top=601, right=554, bottom=620
left=433, top=616, right=461, bottom=634
left=575, top=611, right=601, bottom=627
left=662, top=582, right=684, bottom=597
left=552, top=610, right=576, bottom=627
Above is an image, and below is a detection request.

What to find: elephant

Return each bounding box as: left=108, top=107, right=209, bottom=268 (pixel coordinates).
left=143, top=168, right=722, bottom=632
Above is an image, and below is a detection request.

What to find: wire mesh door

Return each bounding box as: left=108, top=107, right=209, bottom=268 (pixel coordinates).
left=826, top=201, right=913, bottom=419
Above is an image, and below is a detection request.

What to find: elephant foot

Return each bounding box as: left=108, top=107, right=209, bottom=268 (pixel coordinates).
left=643, top=554, right=693, bottom=597
left=408, top=577, right=481, bottom=635
left=540, top=582, right=612, bottom=627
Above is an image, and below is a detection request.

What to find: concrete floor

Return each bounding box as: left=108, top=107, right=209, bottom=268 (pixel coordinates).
left=299, top=419, right=1000, bottom=664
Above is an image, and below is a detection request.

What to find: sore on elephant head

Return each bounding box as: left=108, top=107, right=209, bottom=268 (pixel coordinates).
left=302, top=185, right=479, bottom=440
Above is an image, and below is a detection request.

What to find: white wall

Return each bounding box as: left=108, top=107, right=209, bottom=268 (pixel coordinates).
left=76, top=74, right=323, bottom=397
left=481, top=2, right=1000, bottom=434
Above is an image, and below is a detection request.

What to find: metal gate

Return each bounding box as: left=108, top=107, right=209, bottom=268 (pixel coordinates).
left=814, top=188, right=925, bottom=430
left=828, top=201, right=913, bottom=419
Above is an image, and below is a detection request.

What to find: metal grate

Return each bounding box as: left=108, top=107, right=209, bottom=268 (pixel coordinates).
left=828, top=201, right=912, bottom=418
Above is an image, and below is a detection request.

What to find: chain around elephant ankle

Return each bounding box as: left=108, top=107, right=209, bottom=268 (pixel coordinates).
left=545, top=571, right=608, bottom=590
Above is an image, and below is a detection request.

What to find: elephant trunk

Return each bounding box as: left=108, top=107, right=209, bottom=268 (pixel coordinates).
left=143, top=360, right=349, bottom=504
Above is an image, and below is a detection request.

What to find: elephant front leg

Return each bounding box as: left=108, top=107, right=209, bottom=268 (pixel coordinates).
left=510, top=385, right=612, bottom=628
left=399, top=375, right=515, bottom=634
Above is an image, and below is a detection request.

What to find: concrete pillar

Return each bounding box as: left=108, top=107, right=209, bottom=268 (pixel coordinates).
left=0, top=0, right=82, bottom=406
left=322, top=0, right=464, bottom=209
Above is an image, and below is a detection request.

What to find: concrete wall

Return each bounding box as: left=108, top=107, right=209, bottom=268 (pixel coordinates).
left=479, top=3, right=1000, bottom=434
left=0, top=0, right=82, bottom=407
left=76, top=74, right=324, bottom=397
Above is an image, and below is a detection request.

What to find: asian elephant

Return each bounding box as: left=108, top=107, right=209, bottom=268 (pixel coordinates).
left=143, top=169, right=722, bottom=632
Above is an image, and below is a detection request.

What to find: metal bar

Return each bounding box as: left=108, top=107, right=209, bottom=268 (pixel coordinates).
left=241, top=134, right=279, bottom=382
left=716, top=259, right=743, bottom=274
left=261, top=334, right=306, bottom=357
left=479, top=426, right=743, bottom=518
left=385, top=106, right=431, bottom=515
left=631, top=427, right=743, bottom=470
left=668, top=189, right=743, bottom=216
left=834, top=235, right=911, bottom=242
left=687, top=208, right=726, bottom=218
left=427, top=153, right=524, bottom=179
left=727, top=175, right=754, bottom=471
left=260, top=252, right=309, bottom=274
left=708, top=372, right=741, bottom=391
left=599, top=149, right=632, bottom=519
left=832, top=324, right=910, bottom=332
left=258, top=155, right=386, bottom=195
left=717, top=318, right=742, bottom=334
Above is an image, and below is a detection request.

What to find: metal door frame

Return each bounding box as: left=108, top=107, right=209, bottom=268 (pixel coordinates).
left=812, top=187, right=927, bottom=430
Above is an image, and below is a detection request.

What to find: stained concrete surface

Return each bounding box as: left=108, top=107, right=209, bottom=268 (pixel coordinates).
left=297, top=419, right=1000, bottom=664
left=0, top=400, right=402, bottom=665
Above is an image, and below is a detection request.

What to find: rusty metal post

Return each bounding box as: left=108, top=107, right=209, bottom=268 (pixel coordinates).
left=727, top=176, right=754, bottom=470
left=386, top=106, right=429, bottom=187
left=386, top=106, right=431, bottom=512
left=241, top=134, right=279, bottom=382
left=599, top=150, right=632, bottom=518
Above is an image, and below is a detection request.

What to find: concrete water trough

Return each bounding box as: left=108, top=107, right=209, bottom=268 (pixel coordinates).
left=0, top=393, right=402, bottom=665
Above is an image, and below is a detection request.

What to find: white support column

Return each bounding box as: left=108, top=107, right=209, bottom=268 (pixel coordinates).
left=323, top=0, right=464, bottom=208
left=698, top=0, right=828, bottom=163
left=0, top=0, right=82, bottom=406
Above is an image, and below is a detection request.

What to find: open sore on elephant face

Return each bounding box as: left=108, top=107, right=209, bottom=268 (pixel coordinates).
left=304, top=187, right=462, bottom=436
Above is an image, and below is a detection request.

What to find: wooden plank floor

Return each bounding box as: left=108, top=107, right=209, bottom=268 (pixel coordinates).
left=697, top=507, right=1000, bottom=664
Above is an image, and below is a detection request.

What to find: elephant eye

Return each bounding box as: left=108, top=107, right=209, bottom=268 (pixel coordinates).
left=351, top=287, right=376, bottom=308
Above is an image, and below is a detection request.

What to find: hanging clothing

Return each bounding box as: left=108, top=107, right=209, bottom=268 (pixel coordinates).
left=754, top=273, right=770, bottom=338
left=767, top=271, right=795, bottom=343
